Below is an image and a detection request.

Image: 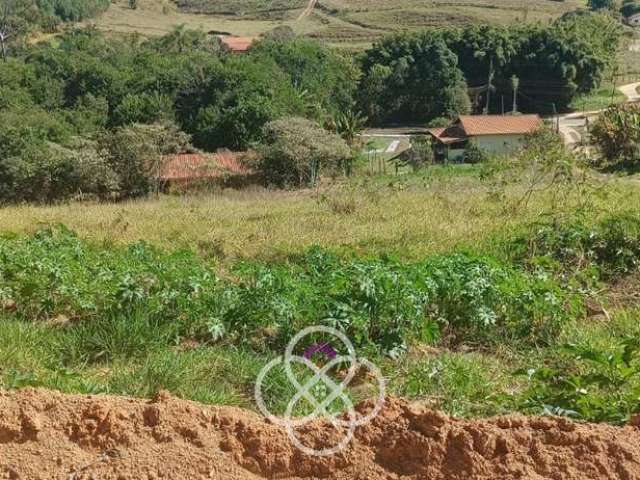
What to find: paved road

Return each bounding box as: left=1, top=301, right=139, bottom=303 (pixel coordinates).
left=558, top=82, right=640, bottom=147
left=619, top=82, right=640, bottom=103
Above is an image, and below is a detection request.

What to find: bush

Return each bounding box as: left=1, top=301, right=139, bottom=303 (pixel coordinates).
left=0, top=142, right=118, bottom=203
left=405, top=136, right=434, bottom=170
left=464, top=142, right=488, bottom=164
left=257, top=117, right=352, bottom=188
left=98, top=122, right=192, bottom=199
left=590, top=104, right=640, bottom=169
left=518, top=338, right=640, bottom=423
left=507, top=213, right=640, bottom=281
left=0, top=229, right=577, bottom=357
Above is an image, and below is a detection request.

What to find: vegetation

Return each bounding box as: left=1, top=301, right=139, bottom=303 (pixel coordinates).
left=257, top=117, right=352, bottom=187
left=591, top=104, right=640, bottom=169
left=1, top=0, right=640, bottom=429
left=2, top=176, right=640, bottom=421
left=360, top=15, right=622, bottom=122
left=0, top=10, right=624, bottom=202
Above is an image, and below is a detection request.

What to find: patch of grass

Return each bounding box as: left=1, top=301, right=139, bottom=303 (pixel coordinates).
left=1, top=171, right=638, bottom=263
left=389, top=350, right=518, bottom=417
left=90, top=0, right=583, bottom=47
left=3, top=169, right=640, bottom=424
left=569, top=86, right=625, bottom=112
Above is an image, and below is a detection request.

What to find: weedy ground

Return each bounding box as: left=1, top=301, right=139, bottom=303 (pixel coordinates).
left=2, top=165, right=640, bottom=423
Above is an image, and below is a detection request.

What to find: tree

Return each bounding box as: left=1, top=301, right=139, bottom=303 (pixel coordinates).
left=511, top=75, right=519, bottom=114
left=331, top=109, right=367, bottom=147
left=359, top=32, right=470, bottom=124
left=257, top=117, right=352, bottom=188
left=0, top=0, right=38, bottom=61
left=250, top=37, right=358, bottom=120
left=98, top=122, right=192, bottom=198
left=588, top=0, right=617, bottom=10
left=129, top=0, right=138, bottom=10
left=590, top=104, right=640, bottom=169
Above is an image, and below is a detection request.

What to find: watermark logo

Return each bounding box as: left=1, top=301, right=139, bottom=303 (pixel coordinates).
left=254, top=326, right=386, bottom=457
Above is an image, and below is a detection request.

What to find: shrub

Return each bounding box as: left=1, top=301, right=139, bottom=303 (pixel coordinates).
left=98, top=122, right=192, bottom=198
left=0, top=142, right=119, bottom=203
left=518, top=338, right=640, bottom=423
left=464, top=141, right=488, bottom=163
left=257, top=117, right=352, bottom=188
left=590, top=104, right=640, bottom=169
left=405, top=136, right=434, bottom=170
left=0, top=229, right=577, bottom=357
left=507, top=213, right=640, bottom=281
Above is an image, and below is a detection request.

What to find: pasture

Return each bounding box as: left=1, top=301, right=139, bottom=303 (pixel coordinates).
left=92, top=0, right=584, bottom=46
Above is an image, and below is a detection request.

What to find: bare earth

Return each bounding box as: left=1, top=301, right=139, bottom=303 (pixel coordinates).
left=2, top=389, right=640, bottom=479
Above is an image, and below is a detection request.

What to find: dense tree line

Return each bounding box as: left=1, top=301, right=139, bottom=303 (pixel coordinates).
left=0, top=10, right=623, bottom=202
left=359, top=12, right=621, bottom=123
left=0, top=0, right=109, bottom=59
left=0, top=27, right=359, bottom=200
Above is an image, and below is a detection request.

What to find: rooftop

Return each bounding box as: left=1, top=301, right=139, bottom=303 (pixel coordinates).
left=458, top=114, right=543, bottom=136
left=428, top=114, right=543, bottom=143
left=217, top=36, right=256, bottom=53
left=159, top=151, right=250, bottom=181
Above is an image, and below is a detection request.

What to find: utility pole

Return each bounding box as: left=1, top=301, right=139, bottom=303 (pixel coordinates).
left=552, top=102, right=559, bottom=134
left=501, top=95, right=505, bottom=115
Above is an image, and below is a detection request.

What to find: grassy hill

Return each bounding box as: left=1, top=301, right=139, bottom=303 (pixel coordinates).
left=91, top=0, right=584, bottom=47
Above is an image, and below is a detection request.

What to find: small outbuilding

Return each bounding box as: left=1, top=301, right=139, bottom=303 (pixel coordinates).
left=216, top=36, right=257, bottom=54
left=159, top=150, right=253, bottom=190
left=427, top=114, right=543, bottom=162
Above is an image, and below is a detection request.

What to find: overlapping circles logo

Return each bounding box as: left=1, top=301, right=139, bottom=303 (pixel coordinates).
left=254, top=326, right=386, bottom=457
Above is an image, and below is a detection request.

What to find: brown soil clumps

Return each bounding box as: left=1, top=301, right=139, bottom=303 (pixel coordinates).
left=1, top=388, right=640, bottom=479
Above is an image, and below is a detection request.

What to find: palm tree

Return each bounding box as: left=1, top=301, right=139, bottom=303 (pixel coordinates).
left=511, top=75, right=520, bottom=114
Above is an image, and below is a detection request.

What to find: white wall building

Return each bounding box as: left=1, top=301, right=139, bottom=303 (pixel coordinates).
left=427, top=114, right=543, bottom=162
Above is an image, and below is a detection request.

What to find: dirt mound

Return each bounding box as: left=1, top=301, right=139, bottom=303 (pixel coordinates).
left=1, top=388, right=640, bottom=480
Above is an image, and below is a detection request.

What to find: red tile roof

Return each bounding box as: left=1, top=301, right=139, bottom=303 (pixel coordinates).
left=458, top=115, right=542, bottom=136
left=426, top=125, right=466, bottom=145
left=159, top=152, right=250, bottom=181
left=218, top=36, right=256, bottom=53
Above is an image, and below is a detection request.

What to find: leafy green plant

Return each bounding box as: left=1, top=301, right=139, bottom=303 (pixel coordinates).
left=0, top=228, right=576, bottom=358
left=518, top=339, right=640, bottom=423
left=508, top=213, right=640, bottom=281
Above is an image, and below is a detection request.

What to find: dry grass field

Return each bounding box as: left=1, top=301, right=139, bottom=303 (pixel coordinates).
left=91, top=0, right=585, bottom=46
left=0, top=169, right=635, bottom=263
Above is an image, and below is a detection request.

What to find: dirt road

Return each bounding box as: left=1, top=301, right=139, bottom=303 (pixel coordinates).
left=558, top=81, right=640, bottom=147
left=297, top=0, right=317, bottom=20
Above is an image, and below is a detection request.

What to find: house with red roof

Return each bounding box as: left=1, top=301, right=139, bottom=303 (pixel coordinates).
left=159, top=150, right=253, bottom=189
left=427, top=114, right=543, bottom=162
left=216, top=36, right=257, bottom=54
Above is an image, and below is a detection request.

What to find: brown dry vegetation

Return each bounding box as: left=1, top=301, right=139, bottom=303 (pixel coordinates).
left=0, top=170, right=634, bottom=263
left=89, top=0, right=584, bottom=46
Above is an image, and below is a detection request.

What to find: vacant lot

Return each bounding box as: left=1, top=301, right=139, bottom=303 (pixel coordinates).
left=2, top=166, right=640, bottom=417
left=92, top=0, right=584, bottom=46
left=0, top=167, right=634, bottom=262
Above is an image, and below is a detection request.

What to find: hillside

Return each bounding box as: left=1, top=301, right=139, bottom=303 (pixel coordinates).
left=91, top=0, right=585, bottom=46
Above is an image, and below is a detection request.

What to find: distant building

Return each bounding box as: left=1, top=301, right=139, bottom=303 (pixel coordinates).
left=159, top=150, right=252, bottom=189
left=216, top=36, right=257, bottom=54
left=626, top=13, right=640, bottom=27
left=427, top=114, right=543, bottom=162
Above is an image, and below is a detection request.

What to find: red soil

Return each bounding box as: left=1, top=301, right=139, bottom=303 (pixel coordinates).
left=1, top=388, right=640, bottom=479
